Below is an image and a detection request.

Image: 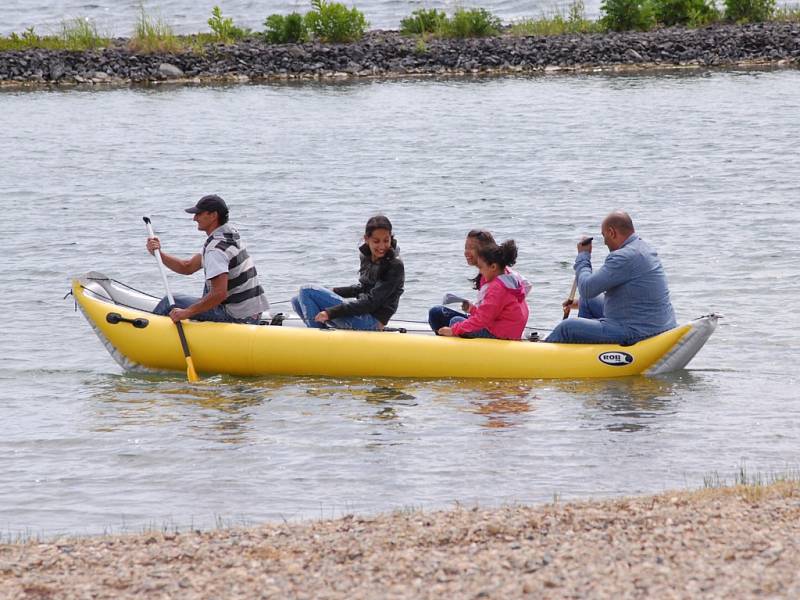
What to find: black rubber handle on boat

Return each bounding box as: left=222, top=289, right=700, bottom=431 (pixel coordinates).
left=106, top=312, right=149, bottom=329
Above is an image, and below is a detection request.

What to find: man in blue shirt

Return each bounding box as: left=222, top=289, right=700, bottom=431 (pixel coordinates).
left=545, top=211, right=676, bottom=344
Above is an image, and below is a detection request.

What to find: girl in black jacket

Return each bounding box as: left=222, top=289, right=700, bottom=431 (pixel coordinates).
left=291, top=215, right=405, bottom=330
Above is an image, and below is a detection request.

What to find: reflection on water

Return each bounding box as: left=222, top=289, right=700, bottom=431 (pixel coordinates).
left=88, top=374, right=270, bottom=444
left=561, top=373, right=706, bottom=432
left=467, top=383, right=536, bottom=429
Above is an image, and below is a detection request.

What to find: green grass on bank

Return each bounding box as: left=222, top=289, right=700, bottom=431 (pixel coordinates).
left=129, top=6, right=183, bottom=53
left=0, top=18, right=109, bottom=51
left=703, top=466, right=800, bottom=502
left=509, top=1, right=602, bottom=36
left=2, top=0, right=800, bottom=53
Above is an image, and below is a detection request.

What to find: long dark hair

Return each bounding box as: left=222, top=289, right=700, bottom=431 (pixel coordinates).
left=467, top=229, right=496, bottom=289
left=365, top=215, right=392, bottom=236
left=477, top=240, right=518, bottom=270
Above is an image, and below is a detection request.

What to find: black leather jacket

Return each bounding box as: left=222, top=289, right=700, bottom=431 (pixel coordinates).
left=328, top=240, right=405, bottom=325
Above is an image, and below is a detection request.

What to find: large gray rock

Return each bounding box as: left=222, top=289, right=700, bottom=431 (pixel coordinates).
left=158, top=63, right=184, bottom=79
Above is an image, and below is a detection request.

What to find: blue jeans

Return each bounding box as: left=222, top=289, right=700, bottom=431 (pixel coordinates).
left=428, top=305, right=467, bottom=332
left=449, top=316, right=496, bottom=339
left=153, top=294, right=257, bottom=324
left=545, top=295, right=629, bottom=344
left=291, top=285, right=381, bottom=331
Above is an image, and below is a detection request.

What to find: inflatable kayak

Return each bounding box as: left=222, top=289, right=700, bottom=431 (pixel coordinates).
left=71, top=272, right=718, bottom=380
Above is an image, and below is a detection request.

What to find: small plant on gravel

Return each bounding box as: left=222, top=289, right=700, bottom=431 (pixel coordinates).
left=0, top=27, right=44, bottom=50
left=439, top=8, right=502, bottom=38
left=304, top=0, right=368, bottom=42
left=207, top=5, right=249, bottom=43
left=510, top=0, right=600, bottom=35
left=600, top=0, right=657, bottom=30
left=58, top=17, right=109, bottom=50
left=264, top=12, right=308, bottom=43
left=724, top=0, right=776, bottom=21
left=414, top=36, right=429, bottom=54
left=400, top=8, right=447, bottom=35
left=130, top=5, right=184, bottom=53
left=652, top=0, right=720, bottom=25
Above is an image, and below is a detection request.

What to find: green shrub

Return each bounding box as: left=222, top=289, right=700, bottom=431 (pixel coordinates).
left=600, top=0, right=656, bottom=30
left=440, top=8, right=502, bottom=38
left=264, top=12, right=307, bottom=43
left=207, top=5, right=249, bottom=43
left=724, top=0, right=775, bottom=21
left=400, top=8, right=447, bottom=35
left=131, top=6, right=184, bottom=52
left=304, top=0, right=368, bottom=42
left=652, top=0, right=720, bottom=25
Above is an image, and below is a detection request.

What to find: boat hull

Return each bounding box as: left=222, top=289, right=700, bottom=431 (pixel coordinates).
left=72, top=275, right=717, bottom=379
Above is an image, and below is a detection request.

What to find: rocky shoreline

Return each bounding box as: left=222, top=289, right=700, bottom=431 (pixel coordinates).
left=1, top=22, right=799, bottom=89
left=2, top=482, right=799, bottom=598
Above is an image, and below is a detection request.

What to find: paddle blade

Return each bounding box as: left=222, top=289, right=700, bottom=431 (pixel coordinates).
left=185, top=356, right=199, bottom=383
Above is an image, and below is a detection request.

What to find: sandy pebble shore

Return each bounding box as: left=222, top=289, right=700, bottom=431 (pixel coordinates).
left=2, top=482, right=799, bottom=599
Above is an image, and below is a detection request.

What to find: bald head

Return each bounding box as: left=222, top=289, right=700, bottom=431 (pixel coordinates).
left=601, top=211, right=635, bottom=251
left=602, top=211, right=635, bottom=235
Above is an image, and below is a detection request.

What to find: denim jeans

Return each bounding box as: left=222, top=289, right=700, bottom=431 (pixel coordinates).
left=291, top=285, right=381, bottom=331
left=545, top=295, right=630, bottom=343
left=448, top=316, right=496, bottom=339
left=428, top=305, right=467, bottom=332
left=153, top=294, right=257, bottom=324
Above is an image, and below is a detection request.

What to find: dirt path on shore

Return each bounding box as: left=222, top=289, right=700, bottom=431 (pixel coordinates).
left=2, top=482, right=799, bottom=599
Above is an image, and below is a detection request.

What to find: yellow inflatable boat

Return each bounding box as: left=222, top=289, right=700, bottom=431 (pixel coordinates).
left=71, top=272, right=718, bottom=380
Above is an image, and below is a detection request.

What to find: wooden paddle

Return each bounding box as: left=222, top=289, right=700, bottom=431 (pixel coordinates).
left=563, top=237, right=593, bottom=320
left=143, top=216, right=199, bottom=383
left=562, top=277, right=578, bottom=320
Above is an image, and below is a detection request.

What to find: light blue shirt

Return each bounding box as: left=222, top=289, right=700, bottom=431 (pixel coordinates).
left=575, top=233, right=677, bottom=341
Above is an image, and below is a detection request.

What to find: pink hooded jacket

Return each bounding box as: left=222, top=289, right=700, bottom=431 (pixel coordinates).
left=450, top=270, right=530, bottom=340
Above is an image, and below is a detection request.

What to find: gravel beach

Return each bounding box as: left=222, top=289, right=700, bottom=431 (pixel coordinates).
left=3, top=481, right=799, bottom=599
left=1, top=22, right=799, bottom=89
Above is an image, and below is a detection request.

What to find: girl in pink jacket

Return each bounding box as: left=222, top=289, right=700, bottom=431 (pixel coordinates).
left=437, top=240, right=530, bottom=340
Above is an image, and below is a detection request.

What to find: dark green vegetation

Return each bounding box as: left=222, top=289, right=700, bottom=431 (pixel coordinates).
left=264, top=0, right=368, bottom=44
left=1, top=0, right=798, bottom=52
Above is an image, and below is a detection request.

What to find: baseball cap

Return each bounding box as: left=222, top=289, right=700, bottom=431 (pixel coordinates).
left=185, top=194, right=228, bottom=215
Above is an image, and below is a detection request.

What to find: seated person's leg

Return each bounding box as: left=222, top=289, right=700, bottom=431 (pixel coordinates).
left=332, top=313, right=382, bottom=331
left=153, top=294, right=199, bottom=316
left=428, top=305, right=466, bottom=332
left=545, top=317, right=626, bottom=344
left=296, top=285, right=345, bottom=329
left=578, top=295, right=605, bottom=320
left=291, top=296, right=306, bottom=323
left=448, top=316, right=496, bottom=339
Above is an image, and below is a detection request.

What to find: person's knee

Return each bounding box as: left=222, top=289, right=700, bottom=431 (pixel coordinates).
left=153, top=296, right=171, bottom=316
left=297, top=284, right=315, bottom=296
left=428, top=305, right=443, bottom=324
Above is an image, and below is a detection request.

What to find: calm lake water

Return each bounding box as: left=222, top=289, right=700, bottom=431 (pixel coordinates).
left=1, top=68, right=799, bottom=539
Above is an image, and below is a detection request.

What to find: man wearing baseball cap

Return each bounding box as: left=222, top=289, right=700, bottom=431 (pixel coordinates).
left=146, top=194, right=270, bottom=324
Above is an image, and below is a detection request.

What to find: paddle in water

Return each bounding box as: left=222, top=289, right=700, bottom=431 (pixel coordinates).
left=143, top=216, right=199, bottom=383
